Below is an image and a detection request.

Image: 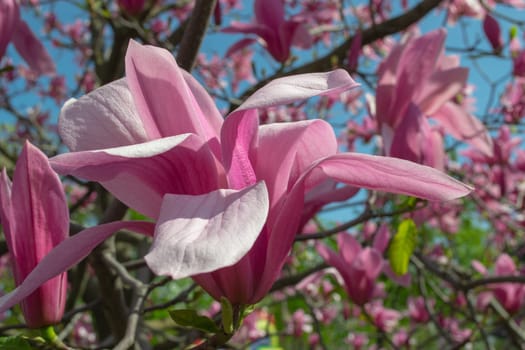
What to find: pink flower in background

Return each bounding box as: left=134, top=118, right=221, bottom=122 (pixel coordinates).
left=117, top=0, right=145, bottom=15
left=439, top=317, right=472, bottom=342
left=0, top=0, right=18, bottom=59
left=374, top=29, right=493, bottom=168
left=346, top=333, right=368, bottom=349
left=492, top=254, right=525, bottom=313
left=318, top=226, right=410, bottom=305
left=499, top=78, right=525, bottom=122
left=408, top=296, right=431, bottom=323
left=0, top=141, right=68, bottom=328
left=223, top=0, right=312, bottom=62
left=45, top=41, right=472, bottom=306
left=474, top=254, right=525, bottom=313
left=365, top=301, right=402, bottom=332
left=317, top=234, right=384, bottom=305
left=446, top=0, right=484, bottom=24
left=0, top=0, right=55, bottom=75
left=288, top=309, right=313, bottom=337
left=229, top=48, right=256, bottom=92
left=483, top=15, right=503, bottom=53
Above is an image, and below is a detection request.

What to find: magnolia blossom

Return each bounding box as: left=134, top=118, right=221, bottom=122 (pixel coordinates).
left=223, top=0, right=312, bottom=62
left=317, top=226, right=409, bottom=306
left=0, top=142, right=68, bottom=327
left=31, top=41, right=472, bottom=307
left=0, top=0, right=55, bottom=74
left=373, top=29, right=493, bottom=169
left=117, top=0, right=145, bottom=15
left=317, top=234, right=383, bottom=305
left=473, top=254, right=525, bottom=313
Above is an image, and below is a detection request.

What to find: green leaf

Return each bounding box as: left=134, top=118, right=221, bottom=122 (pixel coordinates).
left=510, top=25, right=518, bottom=40
left=169, top=309, right=220, bottom=334
left=0, top=336, right=33, bottom=350
left=388, top=219, right=417, bottom=275
left=220, top=297, right=234, bottom=334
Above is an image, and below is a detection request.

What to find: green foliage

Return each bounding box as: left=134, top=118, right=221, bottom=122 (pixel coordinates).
left=389, top=219, right=418, bottom=275
left=451, top=217, right=489, bottom=266
left=168, top=309, right=220, bottom=334
left=0, top=336, right=33, bottom=350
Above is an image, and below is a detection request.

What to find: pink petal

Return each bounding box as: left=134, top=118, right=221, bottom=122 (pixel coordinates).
left=256, top=119, right=337, bottom=208
left=222, top=22, right=270, bottom=38
left=383, top=263, right=411, bottom=287
left=255, top=0, right=284, bottom=29
left=375, top=84, right=397, bottom=127
left=125, top=40, right=221, bottom=144
left=347, top=31, right=362, bottom=70
left=180, top=70, right=223, bottom=146
left=316, top=243, right=349, bottom=277
left=388, top=103, right=422, bottom=163
left=338, top=233, right=362, bottom=263
left=0, top=0, right=18, bottom=58
left=0, top=169, right=14, bottom=261
left=471, top=260, right=487, bottom=275
left=372, top=224, right=390, bottom=254
left=58, top=79, right=149, bottom=152
left=220, top=110, right=258, bottom=190
left=420, top=120, right=446, bottom=170
left=225, top=37, right=259, bottom=58
left=303, top=153, right=473, bottom=202
left=433, top=102, right=494, bottom=157
left=144, top=181, right=269, bottom=279
left=483, top=15, right=503, bottom=52
left=0, top=221, right=155, bottom=315
left=51, top=135, right=222, bottom=219
left=9, top=142, right=69, bottom=283
left=391, top=29, right=446, bottom=117
left=416, top=67, right=468, bottom=115
left=291, top=21, right=313, bottom=49
left=302, top=181, right=359, bottom=226
left=355, top=248, right=383, bottom=279
left=495, top=254, right=516, bottom=275
left=12, top=20, right=55, bottom=75
left=232, top=69, right=359, bottom=113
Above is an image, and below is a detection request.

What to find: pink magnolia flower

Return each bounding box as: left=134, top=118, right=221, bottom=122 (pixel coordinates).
left=474, top=254, right=525, bottom=313
left=288, top=309, right=313, bottom=337
left=374, top=29, right=493, bottom=169
left=439, top=317, right=472, bottom=342
left=0, top=0, right=55, bottom=75
left=492, top=255, right=525, bottom=313
left=317, top=234, right=384, bottom=305
left=408, top=296, right=431, bottom=323
left=499, top=78, right=525, bottom=122
left=223, top=0, right=312, bottom=62
left=365, top=300, right=402, bottom=332
left=117, top=0, right=145, bottom=15
left=0, top=141, right=68, bottom=328
left=46, top=41, right=471, bottom=306
left=346, top=333, right=368, bottom=349
left=446, top=0, right=484, bottom=24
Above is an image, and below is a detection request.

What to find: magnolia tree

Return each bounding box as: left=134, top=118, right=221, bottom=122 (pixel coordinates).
left=0, top=0, right=524, bottom=349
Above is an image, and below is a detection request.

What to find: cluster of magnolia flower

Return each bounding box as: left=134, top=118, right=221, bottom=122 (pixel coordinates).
left=2, top=0, right=525, bottom=348
left=0, top=38, right=472, bottom=331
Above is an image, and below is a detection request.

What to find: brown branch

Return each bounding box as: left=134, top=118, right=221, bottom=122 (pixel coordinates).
left=176, top=0, right=218, bottom=71
left=270, top=263, right=329, bottom=293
